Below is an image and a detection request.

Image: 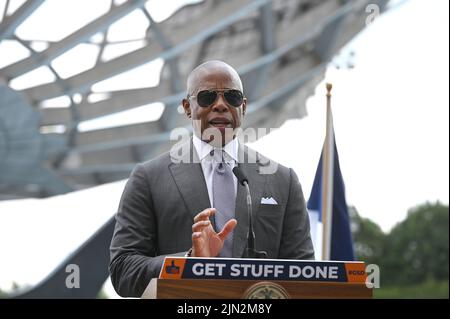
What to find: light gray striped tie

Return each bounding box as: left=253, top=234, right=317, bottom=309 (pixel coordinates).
left=212, top=149, right=235, bottom=257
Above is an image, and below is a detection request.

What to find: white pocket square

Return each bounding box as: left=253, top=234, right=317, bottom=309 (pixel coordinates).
left=261, top=197, right=278, bottom=205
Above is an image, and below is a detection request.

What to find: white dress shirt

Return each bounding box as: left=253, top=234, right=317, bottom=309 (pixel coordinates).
left=192, top=135, right=238, bottom=207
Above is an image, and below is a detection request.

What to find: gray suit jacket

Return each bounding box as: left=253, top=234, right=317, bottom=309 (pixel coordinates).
left=109, top=139, right=314, bottom=297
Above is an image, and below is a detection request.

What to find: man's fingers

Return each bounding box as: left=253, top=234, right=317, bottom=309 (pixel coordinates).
left=192, top=232, right=202, bottom=239
left=192, top=220, right=211, bottom=233
left=192, top=232, right=203, bottom=253
left=217, top=219, right=237, bottom=241
left=193, top=208, right=216, bottom=223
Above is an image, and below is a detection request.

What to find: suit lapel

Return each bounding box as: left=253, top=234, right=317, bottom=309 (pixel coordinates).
left=232, top=147, right=267, bottom=258
left=168, top=139, right=212, bottom=224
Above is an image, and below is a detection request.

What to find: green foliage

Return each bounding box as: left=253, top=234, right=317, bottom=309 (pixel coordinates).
left=380, top=202, right=449, bottom=285
left=350, top=207, right=385, bottom=266
left=373, top=279, right=449, bottom=299
left=96, top=289, right=109, bottom=299
left=0, top=288, right=9, bottom=298
left=0, top=282, right=21, bottom=298
left=351, top=201, right=449, bottom=298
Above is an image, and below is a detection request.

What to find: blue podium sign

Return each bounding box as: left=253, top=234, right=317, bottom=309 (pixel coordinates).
left=160, top=257, right=367, bottom=283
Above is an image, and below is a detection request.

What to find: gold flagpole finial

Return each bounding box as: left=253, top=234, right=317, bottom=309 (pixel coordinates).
left=326, top=83, right=332, bottom=97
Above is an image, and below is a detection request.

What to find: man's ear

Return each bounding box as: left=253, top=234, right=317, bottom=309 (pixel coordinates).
left=182, top=98, right=191, bottom=118
left=242, top=97, right=247, bottom=116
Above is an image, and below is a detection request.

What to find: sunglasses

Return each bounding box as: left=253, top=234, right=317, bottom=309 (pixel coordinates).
left=189, top=89, right=244, bottom=108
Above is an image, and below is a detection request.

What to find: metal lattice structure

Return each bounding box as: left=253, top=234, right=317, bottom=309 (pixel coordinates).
left=0, top=0, right=389, bottom=200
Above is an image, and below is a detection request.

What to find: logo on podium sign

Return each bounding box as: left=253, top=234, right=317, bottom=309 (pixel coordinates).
left=165, top=260, right=180, bottom=274
left=243, top=281, right=290, bottom=299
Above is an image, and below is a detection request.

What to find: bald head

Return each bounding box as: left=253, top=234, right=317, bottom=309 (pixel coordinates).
left=182, top=60, right=247, bottom=147
left=186, top=60, right=243, bottom=95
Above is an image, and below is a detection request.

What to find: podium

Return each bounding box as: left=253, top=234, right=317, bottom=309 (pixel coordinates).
left=141, top=257, right=372, bottom=299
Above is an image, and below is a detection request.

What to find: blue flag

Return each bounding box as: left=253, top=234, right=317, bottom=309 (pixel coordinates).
left=307, top=135, right=355, bottom=261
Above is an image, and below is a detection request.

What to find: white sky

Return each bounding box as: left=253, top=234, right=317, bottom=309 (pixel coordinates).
left=0, top=0, right=448, bottom=296
left=252, top=0, right=449, bottom=232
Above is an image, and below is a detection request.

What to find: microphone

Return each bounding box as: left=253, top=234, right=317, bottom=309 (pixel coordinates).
left=232, top=166, right=267, bottom=259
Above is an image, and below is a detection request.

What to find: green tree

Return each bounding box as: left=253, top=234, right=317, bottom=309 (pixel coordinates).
left=380, top=201, right=449, bottom=286
left=96, top=289, right=109, bottom=299
left=350, top=202, right=449, bottom=297
left=349, top=206, right=385, bottom=266
left=0, top=287, right=9, bottom=298
left=0, top=282, right=21, bottom=298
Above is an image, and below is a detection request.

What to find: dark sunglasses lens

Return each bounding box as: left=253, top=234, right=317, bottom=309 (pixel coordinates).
left=224, top=90, right=244, bottom=107
left=197, top=90, right=217, bottom=107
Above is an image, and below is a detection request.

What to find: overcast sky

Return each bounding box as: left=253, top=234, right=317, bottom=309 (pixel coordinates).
left=251, top=0, right=449, bottom=233
left=0, top=0, right=448, bottom=296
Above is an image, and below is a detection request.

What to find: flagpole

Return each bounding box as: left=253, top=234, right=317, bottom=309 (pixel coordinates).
left=321, top=83, right=335, bottom=260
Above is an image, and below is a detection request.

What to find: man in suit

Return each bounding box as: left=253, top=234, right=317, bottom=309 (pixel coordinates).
left=109, top=60, right=314, bottom=297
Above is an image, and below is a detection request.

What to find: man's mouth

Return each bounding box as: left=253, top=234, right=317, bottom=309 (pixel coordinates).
left=208, top=118, right=232, bottom=128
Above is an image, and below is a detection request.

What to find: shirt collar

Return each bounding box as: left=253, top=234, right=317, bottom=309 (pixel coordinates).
left=193, top=134, right=239, bottom=163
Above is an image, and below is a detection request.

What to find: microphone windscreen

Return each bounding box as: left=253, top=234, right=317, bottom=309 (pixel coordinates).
left=232, top=166, right=248, bottom=185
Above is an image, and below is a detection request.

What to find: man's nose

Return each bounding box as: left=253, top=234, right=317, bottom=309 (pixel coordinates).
left=211, top=93, right=228, bottom=112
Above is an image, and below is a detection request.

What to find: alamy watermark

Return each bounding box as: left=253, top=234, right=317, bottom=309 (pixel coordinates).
left=65, top=264, right=80, bottom=289
left=169, top=122, right=279, bottom=175
left=366, top=3, right=380, bottom=26
left=365, top=263, right=380, bottom=288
